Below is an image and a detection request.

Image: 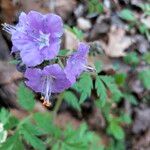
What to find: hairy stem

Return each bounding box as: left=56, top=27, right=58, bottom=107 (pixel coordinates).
left=52, top=93, right=64, bottom=121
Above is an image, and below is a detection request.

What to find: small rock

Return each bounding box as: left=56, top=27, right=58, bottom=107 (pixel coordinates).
left=74, top=4, right=84, bottom=18
left=134, top=35, right=149, bottom=53
left=90, top=15, right=110, bottom=39
left=77, top=17, right=91, bottom=31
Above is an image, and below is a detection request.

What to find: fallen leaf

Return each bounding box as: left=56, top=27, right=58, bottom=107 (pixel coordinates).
left=64, top=29, right=79, bottom=50
left=101, top=26, right=134, bottom=57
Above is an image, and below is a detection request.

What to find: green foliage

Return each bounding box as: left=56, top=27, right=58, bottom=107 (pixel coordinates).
left=124, top=52, right=139, bottom=66
left=119, top=113, right=132, bottom=124
left=72, top=27, right=84, bottom=40
left=119, top=6, right=150, bottom=39
left=9, top=59, right=20, bottom=65
left=88, top=0, right=104, bottom=14
left=107, top=139, right=125, bottom=150
left=0, top=109, right=18, bottom=130
left=0, top=108, right=105, bottom=150
left=138, top=69, right=150, bottom=89
left=20, top=127, right=46, bottom=150
left=63, top=91, right=81, bottom=111
left=65, top=25, right=84, bottom=40
left=94, top=60, right=102, bottom=73
left=140, top=3, right=150, bottom=15
left=95, top=76, right=107, bottom=107
left=73, top=73, right=93, bottom=104
left=0, top=132, right=24, bottom=150
left=107, top=120, right=125, bottom=140
left=17, top=82, right=35, bottom=111
left=58, top=49, right=70, bottom=56
left=54, top=123, right=104, bottom=150
left=119, top=9, right=136, bottom=21
left=114, top=73, right=127, bottom=86
left=100, top=76, right=123, bottom=102
left=143, top=52, right=150, bottom=64
left=124, top=94, right=138, bottom=105
left=95, top=75, right=123, bottom=106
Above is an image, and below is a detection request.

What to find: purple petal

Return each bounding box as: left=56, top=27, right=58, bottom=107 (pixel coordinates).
left=20, top=48, right=43, bottom=67
left=18, top=12, right=27, bottom=26
left=25, top=68, right=43, bottom=92
left=65, top=43, right=90, bottom=80
left=11, top=46, right=19, bottom=53
left=44, top=14, right=63, bottom=38
left=27, top=11, right=44, bottom=31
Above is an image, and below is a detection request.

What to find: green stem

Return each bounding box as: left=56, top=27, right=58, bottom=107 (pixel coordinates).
left=57, top=58, right=64, bottom=68
left=52, top=93, right=64, bottom=121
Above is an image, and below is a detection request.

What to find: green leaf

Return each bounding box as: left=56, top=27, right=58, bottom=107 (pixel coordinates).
left=0, top=132, right=24, bottom=150
left=63, top=91, right=81, bottom=111
left=21, top=126, right=46, bottom=150
left=72, top=27, right=84, bottom=40
left=95, top=76, right=107, bottom=107
left=0, top=108, right=18, bottom=130
left=120, top=113, right=132, bottom=124
left=23, top=122, right=45, bottom=136
left=143, top=52, right=150, bottom=64
left=94, top=60, right=102, bottom=73
left=63, top=123, right=104, bottom=150
left=33, top=112, right=52, bottom=133
left=5, top=116, right=19, bottom=130
left=74, top=73, right=93, bottom=104
left=96, top=3, right=104, bottom=13
left=58, top=49, right=69, bottom=56
left=79, top=92, right=89, bottom=104
left=119, top=9, right=136, bottom=21
left=0, top=108, right=10, bottom=125
left=124, top=52, right=139, bottom=66
left=100, top=76, right=123, bottom=102
left=9, top=59, right=20, bottom=65
left=33, top=112, right=61, bottom=137
left=138, top=69, right=150, bottom=89
left=107, top=121, right=125, bottom=140
left=124, top=94, right=138, bottom=105
left=88, top=0, right=104, bottom=14
left=114, top=73, right=127, bottom=86
left=17, top=82, right=35, bottom=111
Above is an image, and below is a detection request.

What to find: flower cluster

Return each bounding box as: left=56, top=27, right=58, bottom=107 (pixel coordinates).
left=3, top=11, right=90, bottom=106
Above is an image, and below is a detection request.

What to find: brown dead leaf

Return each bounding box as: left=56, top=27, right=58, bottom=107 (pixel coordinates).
left=0, top=0, right=17, bottom=23
left=55, top=112, right=81, bottom=129
left=20, top=0, right=49, bottom=13
left=101, top=26, right=134, bottom=57
left=55, top=0, right=77, bottom=20
left=64, top=29, right=79, bottom=50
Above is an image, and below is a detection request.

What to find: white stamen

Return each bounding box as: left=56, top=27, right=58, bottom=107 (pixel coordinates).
left=2, top=23, right=51, bottom=50
left=42, top=76, right=53, bottom=103
left=83, top=65, right=96, bottom=72
left=2, top=23, right=16, bottom=34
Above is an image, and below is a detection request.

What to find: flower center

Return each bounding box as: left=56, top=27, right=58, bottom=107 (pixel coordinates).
left=38, top=31, right=50, bottom=50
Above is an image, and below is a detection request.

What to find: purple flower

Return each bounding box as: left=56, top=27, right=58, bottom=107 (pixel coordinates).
left=65, top=43, right=90, bottom=82
left=2, top=11, right=63, bottom=67
left=25, top=64, right=73, bottom=105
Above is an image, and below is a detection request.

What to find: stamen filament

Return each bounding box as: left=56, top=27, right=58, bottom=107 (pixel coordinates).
left=41, top=76, right=53, bottom=107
